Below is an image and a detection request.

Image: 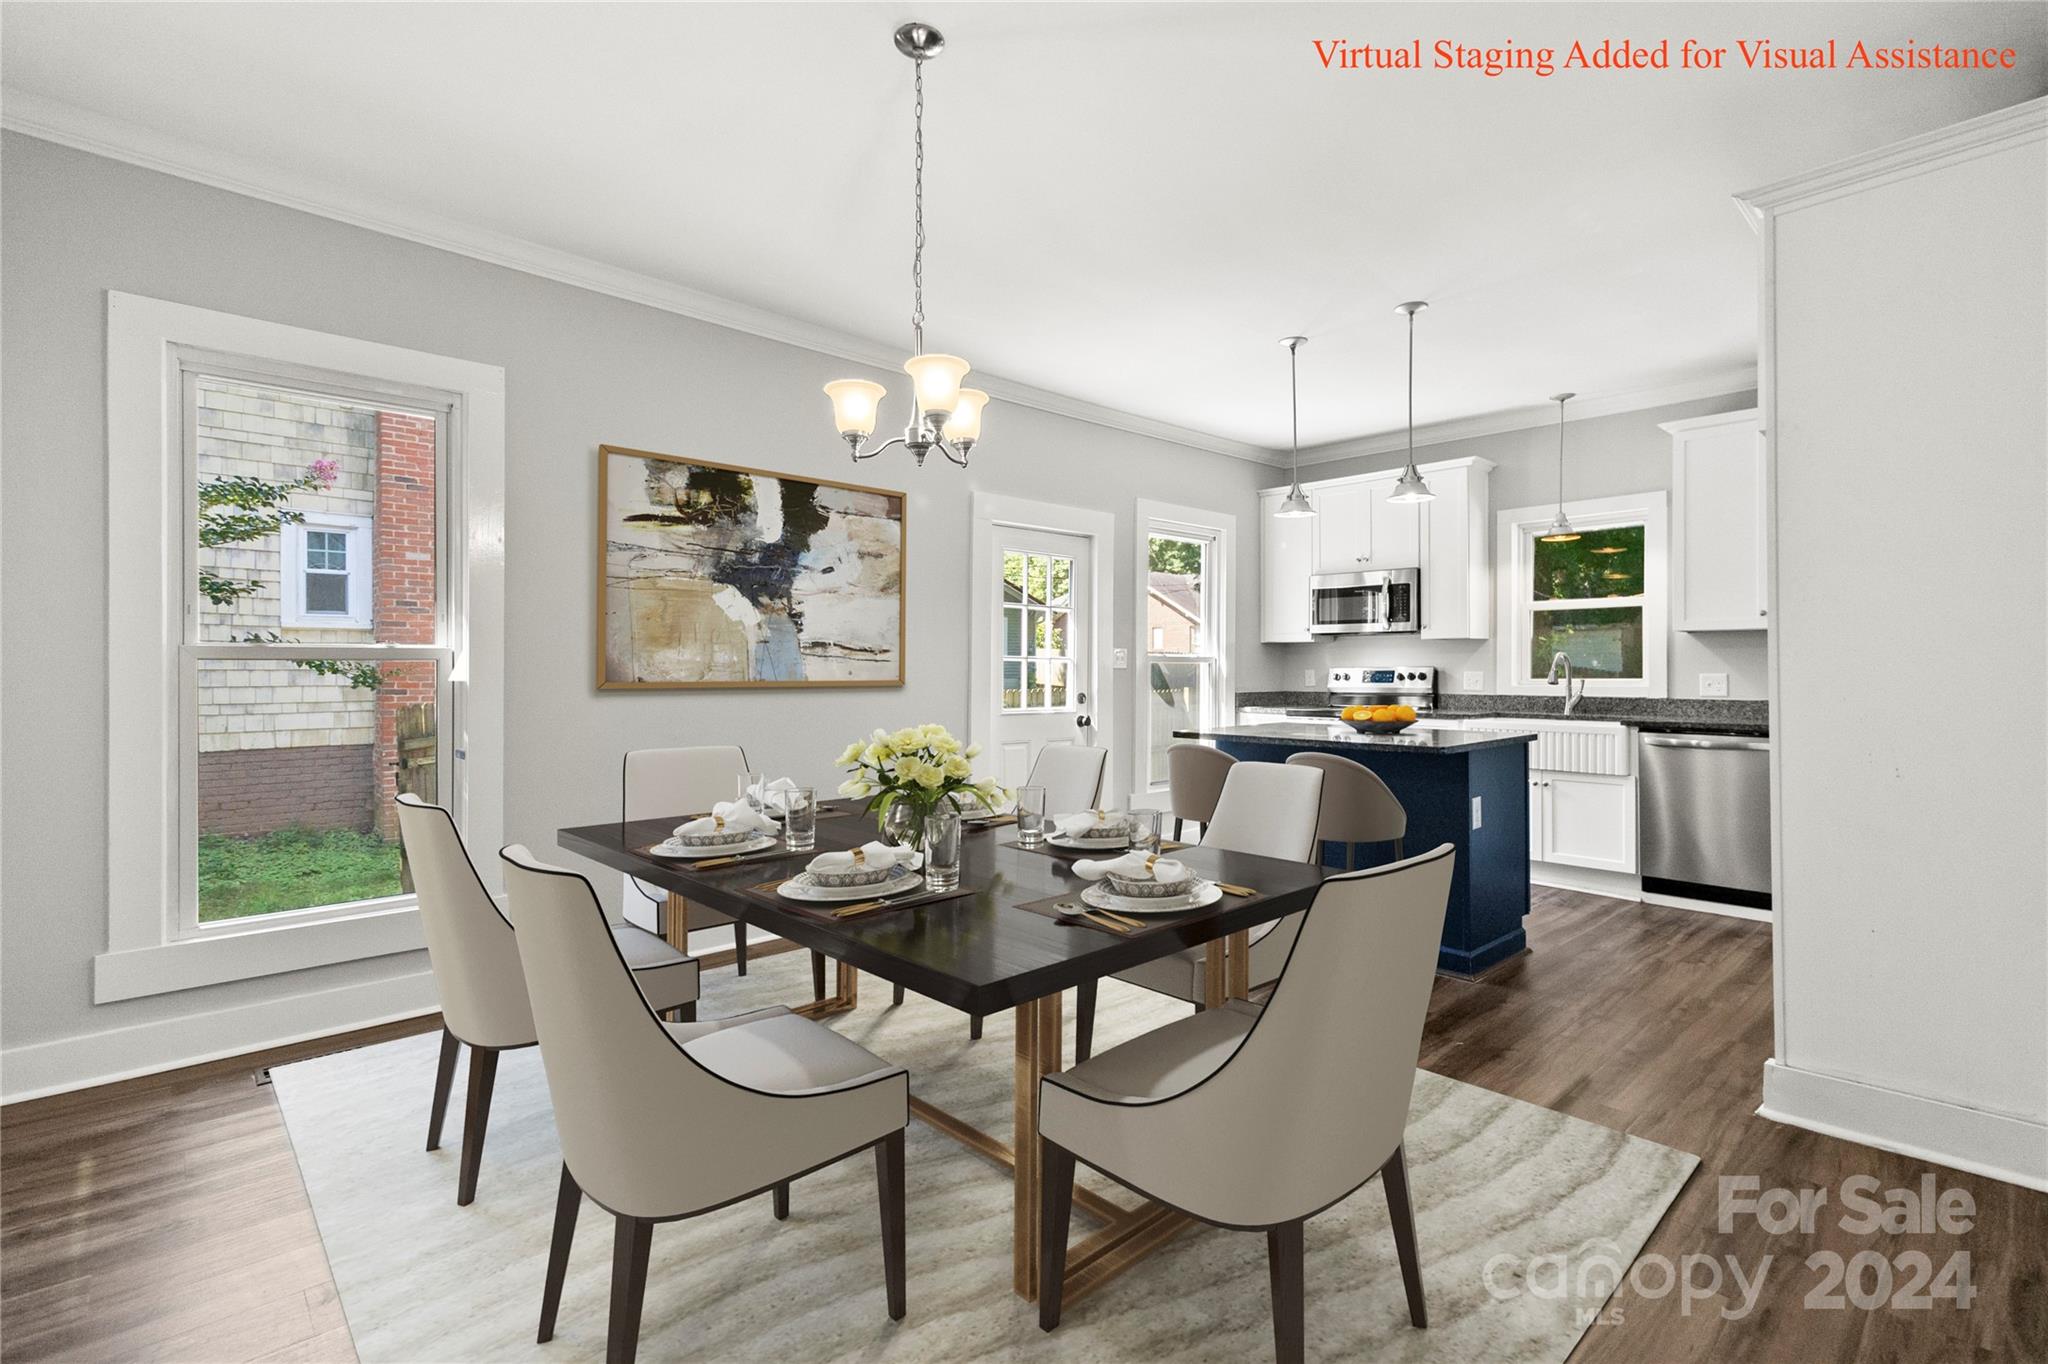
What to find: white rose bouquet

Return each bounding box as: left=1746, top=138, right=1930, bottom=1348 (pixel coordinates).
left=838, top=723, right=1009, bottom=842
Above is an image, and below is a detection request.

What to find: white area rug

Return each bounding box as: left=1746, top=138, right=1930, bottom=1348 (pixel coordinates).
left=273, top=950, right=1696, bottom=1363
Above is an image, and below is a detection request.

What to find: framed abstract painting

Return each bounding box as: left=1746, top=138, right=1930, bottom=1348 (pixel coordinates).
left=597, top=445, right=906, bottom=688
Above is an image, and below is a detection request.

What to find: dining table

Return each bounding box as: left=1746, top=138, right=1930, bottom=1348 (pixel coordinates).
left=557, top=800, right=1328, bottom=1306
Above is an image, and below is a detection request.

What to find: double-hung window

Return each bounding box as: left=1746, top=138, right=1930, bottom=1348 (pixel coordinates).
left=101, top=293, right=503, bottom=1002
left=1135, top=501, right=1234, bottom=795
left=1496, top=492, right=1669, bottom=697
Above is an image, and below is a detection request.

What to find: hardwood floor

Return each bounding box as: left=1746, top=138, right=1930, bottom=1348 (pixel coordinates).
left=3, top=891, right=2041, bottom=1362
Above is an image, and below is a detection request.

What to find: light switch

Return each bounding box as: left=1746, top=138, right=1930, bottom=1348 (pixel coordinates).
left=1303, top=668, right=1318, bottom=686
left=1699, top=672, right=1729, bottom=697
left=1111, top=648, right=1129, bottom=669
left=1471, top=796, right=1483, bottom=830
left=1463, top=671, right=1484, bottom=691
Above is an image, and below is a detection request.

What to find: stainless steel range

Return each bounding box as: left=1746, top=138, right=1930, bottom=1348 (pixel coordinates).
left=1327, top=665, right=1438, bottom=715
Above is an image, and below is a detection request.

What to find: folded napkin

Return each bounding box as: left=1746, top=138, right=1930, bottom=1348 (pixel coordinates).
left=675, top=801, right=778, bottom=838
left=749, top=776, right=799, bottom=812
left=1073, top=851, right=1190, bottom=883
left=808, top=841, right=921, bottom=873
left=1053, top=811, right=1128, bottom=838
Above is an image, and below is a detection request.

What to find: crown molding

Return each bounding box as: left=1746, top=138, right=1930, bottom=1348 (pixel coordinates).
left=0, top=87, right=1276, bottom=465
left=1293, top=367, right=1758, bottom=468
left=1737, top=95, right=2046, bottom=219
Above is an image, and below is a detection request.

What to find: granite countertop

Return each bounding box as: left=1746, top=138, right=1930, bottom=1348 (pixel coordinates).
left=1236, top=691, right=1769, bottom=737
left=1172, top=723, right=1539, bottom=755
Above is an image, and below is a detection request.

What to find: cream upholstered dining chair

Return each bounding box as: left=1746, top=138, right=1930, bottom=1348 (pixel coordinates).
left=1071, top=761, right=1324, bottom=1062
left=1038, top=844, right=1456, bottom=1361
left=394, top=795, right=699, bottom=1206
left=623, top=745, right=828, bottom=1001
left=1166, top=741, right=1235, bottom=842
left=1285, top=751, right=1407, bottom=868
left=500, top=846, right=910, bottom=1364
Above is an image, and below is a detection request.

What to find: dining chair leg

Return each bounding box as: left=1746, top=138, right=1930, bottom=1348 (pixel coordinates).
left=772, top=1180, right=790, bottom=1221
left=875, top=1130, right=907, bottom=1321
left=425, top=1027, right=459, bottom=1151
left=1381, top=1144, right=1427, bottom=1327
left=607, top=1215, right=654, bottom=1364
left=1393, top=836, right=1404, bottom=862
left=1074, top=980, right=1097, bottom=1064
left=733, top=922, right=749, bottom=975
left=811, top=950, right=827, bottom=1002
left=676, top=1001, right=697, bottom=1024
left=457, top=1047, right=499, bottom=1206
left=538, top=1163, right=581, bottom=1343
left=969, top=1014, right=983, bottom=1041
left=1267, top=1218, right=1306, bottom=1364
left=1038, top=1138, right=1076, bottom=1330
left=1173, top=816, right=1184, bottom=842
left=892, top=983, right=906, bottom=1007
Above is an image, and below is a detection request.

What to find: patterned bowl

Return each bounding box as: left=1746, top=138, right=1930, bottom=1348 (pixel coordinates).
left=1105, top=871, right=1196, bottom=899
left=807, top=862, right=897, bottom=888
left=1063, top=814, right=1138, bottom=843
left=674, top=824, right=760, bottom=848
left=1342, top=718, right=1415, bottom=734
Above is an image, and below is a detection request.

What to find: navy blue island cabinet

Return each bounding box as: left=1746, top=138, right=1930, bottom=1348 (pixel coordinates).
left=1171, top=723, right=1537, bottom=976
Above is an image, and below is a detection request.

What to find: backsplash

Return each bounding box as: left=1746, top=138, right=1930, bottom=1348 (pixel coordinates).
left=1236, top=690, right=1770, bottom=731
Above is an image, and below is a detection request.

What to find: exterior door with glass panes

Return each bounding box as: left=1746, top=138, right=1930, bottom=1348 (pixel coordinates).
left=990, top=530, right=1092, bottom=789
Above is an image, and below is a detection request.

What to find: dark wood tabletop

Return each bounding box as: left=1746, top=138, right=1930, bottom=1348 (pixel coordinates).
left=557, top=811, right=1329, bottom=1016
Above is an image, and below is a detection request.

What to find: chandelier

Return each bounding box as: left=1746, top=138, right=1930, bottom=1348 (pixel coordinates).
left=823, top=22, right=988, bottom=467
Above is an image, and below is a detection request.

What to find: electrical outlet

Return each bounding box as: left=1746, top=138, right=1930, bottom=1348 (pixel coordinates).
left=1471, top=796, right=1483, bottom=830
left=1111, top=648, right=1129, bottom=669
left=1699, top=672, right=1729, bottom=697
left=1303, top=668, right=1317, bottom=686
left=1463, top=671, right=1484, bottom=691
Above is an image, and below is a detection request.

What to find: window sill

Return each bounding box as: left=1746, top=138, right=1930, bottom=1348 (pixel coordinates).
left=93, top=901, right=426, bottom=1003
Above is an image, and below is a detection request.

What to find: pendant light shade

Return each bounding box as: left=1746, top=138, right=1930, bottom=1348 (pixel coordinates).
left=1385, top=301, right=1435, bottom=504
left=1273, top=335, right=1317, bottom=519
left=1537, top=392, right=1581, bottom=543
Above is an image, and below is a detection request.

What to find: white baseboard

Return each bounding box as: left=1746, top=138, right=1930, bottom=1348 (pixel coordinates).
left=0, top=969, right=439, bottom=1104
left=1760, top=1059, right=2048, bottom=1192
left=1530, top=864, right=1642, bottom=900
left=1642, top=888, right=1773, bottom=923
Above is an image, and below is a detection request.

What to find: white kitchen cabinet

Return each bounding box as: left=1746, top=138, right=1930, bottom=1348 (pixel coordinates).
left=1258, top=488, right=1314, bottom=643
left=1309, top=481, right=1374, bottom=574
left=1539, top=772, right=1638, bottom=873
left=1419, top=458, right=1493, bottom=638
left=1371, top=480, right=1422, bottom=570
left=1665, top=409, right=1768, bottom=631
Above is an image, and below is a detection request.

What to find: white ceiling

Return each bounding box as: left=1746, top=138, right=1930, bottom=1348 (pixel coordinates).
left=5, top=3, right=2043, bottom=459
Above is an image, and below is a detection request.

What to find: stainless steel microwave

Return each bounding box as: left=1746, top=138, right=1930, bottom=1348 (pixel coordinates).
left=1309, top=568, right=1419, bottom=635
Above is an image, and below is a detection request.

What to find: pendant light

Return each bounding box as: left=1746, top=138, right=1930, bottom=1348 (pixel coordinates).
left=823, top=22, right=987, bottom=468
left=1385, top=301, right=1435, bottom=504
left=1272, top=336, right=1316, bottom=518
left=1538, top=392, right=1581, bottom=542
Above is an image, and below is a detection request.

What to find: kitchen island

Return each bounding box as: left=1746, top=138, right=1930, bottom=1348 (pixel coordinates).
left=1171, top=722, right=1537, bottom=974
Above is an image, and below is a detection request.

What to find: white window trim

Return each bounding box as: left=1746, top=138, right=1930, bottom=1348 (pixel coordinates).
left=100, top=291, right=504, bottom=1004
left=1133, top=499, right=1234, bottom=804
left=280, top=511, right=374, bottom=628
left=1495, top=492, right=1669, bottom=698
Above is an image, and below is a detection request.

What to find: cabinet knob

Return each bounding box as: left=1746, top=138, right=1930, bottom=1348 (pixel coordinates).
left=1759, top=608, right=1767, bottom=616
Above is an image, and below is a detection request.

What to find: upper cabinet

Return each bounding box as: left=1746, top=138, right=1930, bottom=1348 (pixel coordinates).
left=1259, top=457, right=1494, bottom=642
left=1258, top=487, right=1315, bottom=642
left=1664, top=409, right=1768, bottom=631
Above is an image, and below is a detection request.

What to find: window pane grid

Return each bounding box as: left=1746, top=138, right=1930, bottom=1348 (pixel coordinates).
left=1002, top=548, right=1074, bottom=712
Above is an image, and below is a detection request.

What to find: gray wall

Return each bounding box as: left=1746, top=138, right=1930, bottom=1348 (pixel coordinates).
left=0, top=132, right=1269, bottom=1068
left=1238, top=393, right=1768, bottom=698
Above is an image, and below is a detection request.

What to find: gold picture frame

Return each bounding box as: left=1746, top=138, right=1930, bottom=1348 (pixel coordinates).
left=596, top=445, right=906, bottom=690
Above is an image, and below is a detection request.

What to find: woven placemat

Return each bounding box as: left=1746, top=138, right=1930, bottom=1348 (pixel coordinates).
left=1003, top=838, right=1191, bottom=862
left=741, top=876, right=980, bottom=923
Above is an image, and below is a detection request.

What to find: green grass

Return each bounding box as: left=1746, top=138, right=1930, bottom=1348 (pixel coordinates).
left=198, top=827, right=403, bottom=922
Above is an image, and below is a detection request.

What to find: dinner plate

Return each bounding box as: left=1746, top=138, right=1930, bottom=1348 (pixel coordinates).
left=1048, top=831, right=1132, bottom=850
left=777, top=869, right=925, bottom=903
left=1081, top=879, right=1222, bottom=915
left=650, top=833, right=779, bottom=859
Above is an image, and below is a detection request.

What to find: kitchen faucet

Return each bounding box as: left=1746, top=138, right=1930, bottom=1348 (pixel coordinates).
left=1546, top=651, right=1586, bottom=716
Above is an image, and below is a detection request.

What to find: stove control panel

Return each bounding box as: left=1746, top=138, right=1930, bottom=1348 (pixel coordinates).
left=1328, top=666, right=1435, bottom=689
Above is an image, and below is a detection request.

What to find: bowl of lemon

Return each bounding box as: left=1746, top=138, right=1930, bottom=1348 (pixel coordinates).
left=1339, top=703, right=1419, bottom=734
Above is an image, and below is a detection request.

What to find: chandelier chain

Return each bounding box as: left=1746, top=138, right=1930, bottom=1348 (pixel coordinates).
left=911, top=58, right=925, bottom=355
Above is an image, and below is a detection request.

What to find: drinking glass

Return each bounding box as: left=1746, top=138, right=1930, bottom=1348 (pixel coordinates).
left=881, top=799, right=918, bottom=849
left=1131, top=808, right=1163, bottom=854
left=1015, top=785, right=1048, bottom=848
left=783, top=786, right=816, bottom=853
left=924, top=804, right=962, bottom=891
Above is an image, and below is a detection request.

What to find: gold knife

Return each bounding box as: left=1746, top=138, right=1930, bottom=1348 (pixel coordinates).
left=1091, top=906, right=1146, bottom=930
left=1213, top=881, right=1257, bottom=898
left=1081, top=909, right=1134, bottom=934
left=691, top=850, right=788, bottom=870
left=833, top=898, right=900, bottom=919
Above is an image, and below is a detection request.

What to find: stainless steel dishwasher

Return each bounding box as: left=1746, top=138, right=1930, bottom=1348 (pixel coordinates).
left=1638, top=731, right=1773, bottom=911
